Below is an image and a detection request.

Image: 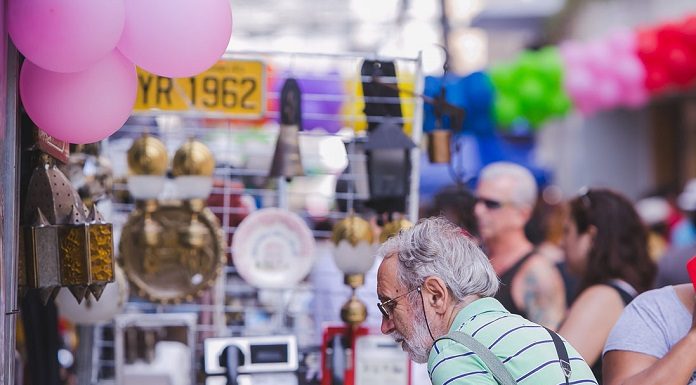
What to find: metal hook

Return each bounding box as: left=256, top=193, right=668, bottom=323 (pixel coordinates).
left=431, top=43, right=450, bottom=75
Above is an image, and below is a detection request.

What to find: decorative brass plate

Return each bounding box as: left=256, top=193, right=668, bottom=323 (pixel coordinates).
left=119, top=200, right=226, bottom=304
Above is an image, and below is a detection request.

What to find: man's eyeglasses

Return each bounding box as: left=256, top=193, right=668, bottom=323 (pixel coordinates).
left=475, top=196, right=504, bottom=210
left=377, top=287, right=420, bottom=320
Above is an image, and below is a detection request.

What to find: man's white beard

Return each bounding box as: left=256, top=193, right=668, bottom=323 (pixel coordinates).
left=390, top=299, right=433, bottom=364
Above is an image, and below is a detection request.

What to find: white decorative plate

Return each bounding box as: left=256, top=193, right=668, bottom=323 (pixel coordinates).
left=232, top=208, right=316, bottom=289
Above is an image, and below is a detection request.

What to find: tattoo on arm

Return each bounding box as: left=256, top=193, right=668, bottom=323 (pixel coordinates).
left=522, top=267, right=564, bottom=330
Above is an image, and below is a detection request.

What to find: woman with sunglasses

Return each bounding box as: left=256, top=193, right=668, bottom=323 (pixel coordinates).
left=558, top=188, right=656, bottom=383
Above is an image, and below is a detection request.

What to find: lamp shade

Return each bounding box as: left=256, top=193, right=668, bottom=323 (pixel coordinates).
left=331, top=215, right=376, bottom=274
left=127, top=175, right=166, bottom=200
left=332, top=240, right=376, bottom=275
left=172, top=175, right=214, bottom=200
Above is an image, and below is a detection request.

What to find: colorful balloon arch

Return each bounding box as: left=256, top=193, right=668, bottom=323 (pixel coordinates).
left=431, top=12, right=696, bottom=133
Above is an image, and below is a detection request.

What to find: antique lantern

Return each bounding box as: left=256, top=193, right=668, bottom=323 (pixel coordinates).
left=330, top=214, right=376, bottom=326
left=20, top=155, right=115, bottom=304
left=363, top=121, right=416, bottom=214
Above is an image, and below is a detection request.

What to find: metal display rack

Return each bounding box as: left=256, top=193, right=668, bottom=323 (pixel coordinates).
left=86, top=50, right=424, bottom=385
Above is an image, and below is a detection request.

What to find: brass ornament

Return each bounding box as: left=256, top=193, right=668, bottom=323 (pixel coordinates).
left=171, top=138, right=215, bottom=177
left=340, top=294, right=368, bottom=326
left=118, top=200, right=226, bottom=304
left=127, top=133, right=168, bottom=176
left=379, top=218, right=414, bottom=244
left=344, top=273, right=365, bottom=289
left=331, top=215, right=374, bottom=247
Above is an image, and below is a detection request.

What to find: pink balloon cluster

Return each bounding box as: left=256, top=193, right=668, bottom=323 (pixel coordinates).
left=560, top=29, right=648, bottom=116
left=10, top=0, right=232, bottom=144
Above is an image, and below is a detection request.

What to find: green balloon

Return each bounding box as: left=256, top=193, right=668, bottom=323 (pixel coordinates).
left=494, top=94, right=520, bottom=127
left=536, top=47, right=563, bottom=88
left=516, top=52, right=539, bottom=76
left=518, top=76, right=546, bottom=110
left=525, top=107, right=547, bottom=128
left=489, top=66, right=516, bottom=92
left=548, top=92, right=573, bottom=116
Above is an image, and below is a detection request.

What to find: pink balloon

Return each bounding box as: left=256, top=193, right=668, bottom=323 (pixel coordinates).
left=8, top=0, right=125, bottom=73
left=559, top=41, right=586, bottom=66
left=608, top=28, right=636, bottom=53
left=585, top=41, right=613, bottom=72
left=596, top=79, right=621, bottom=108
left=564, top=65, right=593, bottom=99
left=118, top=0, right=232, bottom=78
left=614, top=56, right=646, bottom=87
left=20, top=50, right=137, bottom=144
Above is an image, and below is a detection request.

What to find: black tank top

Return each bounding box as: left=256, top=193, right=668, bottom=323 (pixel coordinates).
left=494, top=251, right=535, bottom=319
left=591, top=280, right=637, bottom=384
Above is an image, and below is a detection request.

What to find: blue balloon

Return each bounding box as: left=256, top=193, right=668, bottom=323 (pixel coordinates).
left=464, top=72, right=494, bottom=111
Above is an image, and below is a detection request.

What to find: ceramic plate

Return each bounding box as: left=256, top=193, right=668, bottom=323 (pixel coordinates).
left=232, top=208, right=316, bottom=289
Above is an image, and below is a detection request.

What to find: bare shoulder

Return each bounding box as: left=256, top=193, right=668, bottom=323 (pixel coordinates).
left=570, top=284, right=625, bottom=313
left=603, top=350, right=659, bottom=385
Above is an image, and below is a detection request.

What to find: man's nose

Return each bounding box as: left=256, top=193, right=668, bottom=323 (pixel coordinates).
left=381, top=316, right=395, bottom=335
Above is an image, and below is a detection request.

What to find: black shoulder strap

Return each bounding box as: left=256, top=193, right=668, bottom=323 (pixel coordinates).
left=544, top=327, right=571, bottom=385
left=439, top=328, right=572, bottom=385
left=604, top=280, right=637, bottom=305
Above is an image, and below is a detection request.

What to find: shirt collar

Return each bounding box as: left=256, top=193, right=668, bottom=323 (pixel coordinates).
left=449, top=297, right=509, bottom=333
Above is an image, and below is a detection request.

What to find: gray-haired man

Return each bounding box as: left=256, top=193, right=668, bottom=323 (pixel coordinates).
left=475, top=161, right=566, bottom=329
left=376, top=217, right=596, bottom=385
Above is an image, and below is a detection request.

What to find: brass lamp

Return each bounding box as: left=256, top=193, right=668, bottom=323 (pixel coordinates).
left=20, top=156, right=114, bottom=304
left=171, top=138, right=215, bottom=200
left=126, top=134, right=168, bottom=254
left=120, top=136, right=225, bottom=304
left=379, top=217, right=414, bottom=244
left=331, top=214, right=376, bottom=326
left=171, top=139, right=215, bottom=258
left=126, top=133, right=168, bottom=200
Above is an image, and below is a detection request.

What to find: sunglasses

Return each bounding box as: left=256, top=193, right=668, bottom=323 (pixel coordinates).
left=475, top=196, right=504, bottom=210
left=377, top=287, right=420, bottom=320
left=577, top=186, right=593, bottom=209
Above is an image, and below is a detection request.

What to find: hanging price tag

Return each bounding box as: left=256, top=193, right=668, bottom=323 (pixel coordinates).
left=133, top=60, right=266, bottom=118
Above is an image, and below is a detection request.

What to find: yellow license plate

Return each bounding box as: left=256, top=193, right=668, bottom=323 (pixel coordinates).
left=133, top=60, right=266, bottom=118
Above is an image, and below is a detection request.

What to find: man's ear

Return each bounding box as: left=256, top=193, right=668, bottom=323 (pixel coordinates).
left=422, top=276, right=449, bottom=314
left=517, top=204, right=534, bottom=224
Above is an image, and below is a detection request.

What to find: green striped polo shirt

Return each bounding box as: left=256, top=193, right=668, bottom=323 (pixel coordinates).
left=427, top=297, right=597, bottom=385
